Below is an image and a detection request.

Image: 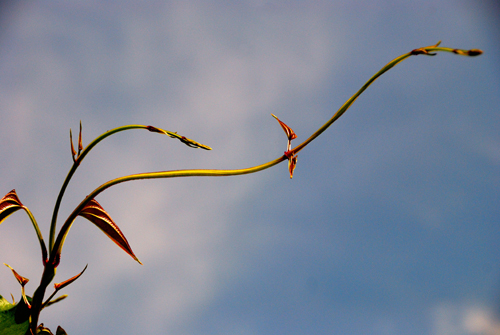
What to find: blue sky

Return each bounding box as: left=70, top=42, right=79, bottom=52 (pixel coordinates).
left=0, top=1, right=499, bottom=334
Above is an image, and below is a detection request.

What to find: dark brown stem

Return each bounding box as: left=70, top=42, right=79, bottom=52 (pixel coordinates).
left=29, top=264, right=56, bottom=334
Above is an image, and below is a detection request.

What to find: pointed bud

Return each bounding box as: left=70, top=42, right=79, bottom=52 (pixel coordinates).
left=146, top=125, right=212, bottom=150
left=78, top=199, right=142, bottom=264
left=288, top=154, right=298, bottom=179
left=44, top=295, right=68, bottom=308
left=146, top=125, right=165, bottom=134
left=467, top=49, right=483, bottom=56
left=410, top=47, right=436, bottom=56
left=56, top=326, right=68, bottom=335
left=453, top=48, right=483, bottom=56
left=70, top=129, right=77, bottom=161
left=410, top=41, right=441, bottom=56
left=78, top=121, right=83, bottom=153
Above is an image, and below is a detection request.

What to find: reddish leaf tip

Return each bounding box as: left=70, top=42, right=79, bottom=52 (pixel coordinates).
left=4, top=263, right=29, bottom=286
left=78, top=199, right=141, bottom=264
left=146, top=125, right=165, bottom=134
left=288, top=154, right=298, bottom=179
left=0, top=190, right=24, bottom=224
left=54, top=264, right=88, bottom=291
left=271, top=114, right=297, bottom=141
left=78, top=121, right=83, bottom=152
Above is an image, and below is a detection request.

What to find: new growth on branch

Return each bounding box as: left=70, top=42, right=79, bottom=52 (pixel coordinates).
left=0, top=41, right=482, bottom=335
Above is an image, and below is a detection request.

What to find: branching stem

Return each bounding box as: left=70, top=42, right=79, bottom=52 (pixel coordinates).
left=28, top=42, right=482, bottom=334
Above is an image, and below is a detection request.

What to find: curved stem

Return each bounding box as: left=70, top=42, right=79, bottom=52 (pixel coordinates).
left=49, top=125, right=210, bottom=253
left=50, top=42, right=483, bottom=266
left=22, top=206, right=48, bottom=264
left=291, top=43, right=481, bottom=156
left=49, top=125, right=147, bottom=251
left=26, top=41, right=481, bottom=334
left=50, top=156, right=286, bottom=262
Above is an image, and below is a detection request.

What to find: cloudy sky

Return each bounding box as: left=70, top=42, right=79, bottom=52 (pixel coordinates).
left=0, top=1, right=499, bottom=334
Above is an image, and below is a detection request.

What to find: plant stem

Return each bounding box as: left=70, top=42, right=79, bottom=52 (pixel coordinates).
left=31, top=43, right=481, bottom=333
left=49, top=125, right=153, bottom=252
left=49, top=42, right=483, bottom=266
left=29, top=264, right=56, bottom=334
left=21, top=206, right=48, bottom=264
left=291, top=43, right=481, bottom=156
left=48, top=125, right=208, bottom=255
left=50, top=156, right=286, bottom=263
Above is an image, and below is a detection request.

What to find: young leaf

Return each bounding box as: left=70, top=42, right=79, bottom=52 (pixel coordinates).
left=146, top=125, right=212, bottom=150
left=0, top=190, right=24, bottom=225
left=78, top=199, right=142, bottom=264
left=42, top=265, right=87, bottom=309
left=4, top=264, right=31, bottom=309
left=3, top=264, right=29, bottom=286
left=272, top=115, right=299, bottom=178
left=0, top=190, right=49, bottom=264
left=78, top=120, right=83, bottom=153
left=271, top=114, right=297, bottom=154
left=43, top=295, right=67, bottom=308
left=271, top=114, right=297, bottom=141
left=69, top=128, right=77, bottom=162
left=36, top=324, right=54, bottom=334
left=0, top=295, right=30, bottom=335
left=54, top=265, right=87, bottom=291
left=56, top=326, right=68, bottom=335
left=288, top=154, right=298, bottom=179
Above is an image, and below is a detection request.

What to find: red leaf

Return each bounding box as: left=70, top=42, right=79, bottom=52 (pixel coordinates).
left=78, top=199, right=142, bottom=264
left=272, top=115, right=299, bottom=178
left=288, top=154, right=298, bottom=179
left=271, top=114, right=297, bottom=154
left=4, top=263, right=29, bottom=286
left=271, top=114, right=297, bottom=141
left=54, top=264, right=87, bottom=291
left=69, top=128, right=77, bottom=160
left=0, top=189, right=24, bottom=225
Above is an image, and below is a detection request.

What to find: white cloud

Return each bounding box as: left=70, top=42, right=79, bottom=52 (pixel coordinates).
left=433, top=304, right=500, bottom=335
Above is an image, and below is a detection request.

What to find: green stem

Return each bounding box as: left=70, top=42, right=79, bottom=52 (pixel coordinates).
left=20, top=41, right=481, bottom=334
left=49, top=42, right=483, bottom=269
left=48, top=125, right=210, bottom=255
left=21, top=206, right=48, bottom=264
left=292, top=43, right=482, bottom=156
left=49, top=125, right=149, bottom=252
left=50, top=156, right=286, bottom=262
